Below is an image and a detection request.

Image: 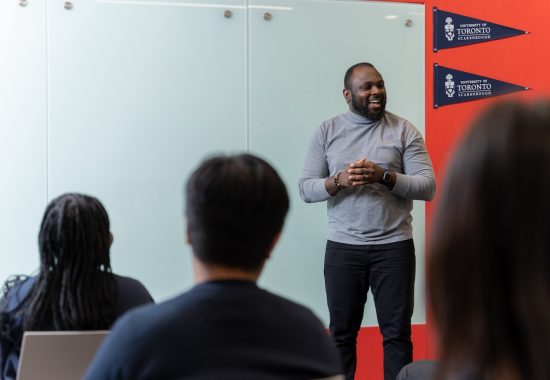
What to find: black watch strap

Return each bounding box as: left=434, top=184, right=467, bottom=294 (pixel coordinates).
left=334, top=172, right=345, bottom=191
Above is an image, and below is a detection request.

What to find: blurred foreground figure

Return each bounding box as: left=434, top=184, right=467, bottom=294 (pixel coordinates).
left=398, top=99, right=550, bottom=380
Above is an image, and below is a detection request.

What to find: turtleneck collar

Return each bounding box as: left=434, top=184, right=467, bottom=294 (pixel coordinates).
left=346, top=110, right=383, bottom=125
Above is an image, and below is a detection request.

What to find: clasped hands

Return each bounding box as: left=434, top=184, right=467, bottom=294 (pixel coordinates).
left=338, top=157, right=384, bottom=187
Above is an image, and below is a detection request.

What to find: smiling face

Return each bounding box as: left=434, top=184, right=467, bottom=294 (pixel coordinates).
left=344, top=65, right=387, bottom=121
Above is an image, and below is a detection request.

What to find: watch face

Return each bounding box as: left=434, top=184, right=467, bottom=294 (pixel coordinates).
left=383, top=171, right=391, bottom=182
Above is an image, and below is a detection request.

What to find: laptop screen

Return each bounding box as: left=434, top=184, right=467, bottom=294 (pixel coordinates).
left=17, top=331, right=109, bottom=380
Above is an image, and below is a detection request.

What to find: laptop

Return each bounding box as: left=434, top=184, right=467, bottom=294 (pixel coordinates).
left=16, top=331, right=109, bottom=380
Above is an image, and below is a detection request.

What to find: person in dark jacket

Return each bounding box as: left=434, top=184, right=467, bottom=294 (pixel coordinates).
left=85, top=154, right=343, bottom=380
left=0, top=193, right=153, bottom=380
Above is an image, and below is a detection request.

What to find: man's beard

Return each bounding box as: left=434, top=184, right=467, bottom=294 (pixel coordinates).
left=351, top=95, right=386, bottom=121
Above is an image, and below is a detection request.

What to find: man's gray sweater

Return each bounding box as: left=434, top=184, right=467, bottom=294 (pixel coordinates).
left=299, top=110, right=435, bottom=245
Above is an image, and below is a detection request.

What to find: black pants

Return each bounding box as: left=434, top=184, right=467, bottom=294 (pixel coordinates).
left=324, top=239, right=415, bottom=380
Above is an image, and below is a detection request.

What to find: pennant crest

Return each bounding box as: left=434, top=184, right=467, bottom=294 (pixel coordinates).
left=434, top=65, right=529, bottom=108
left=433, top=8, right=527, bottom=51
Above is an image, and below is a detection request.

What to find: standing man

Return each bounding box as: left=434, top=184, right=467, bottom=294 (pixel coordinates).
left=299, top=62, right=435, bottom=380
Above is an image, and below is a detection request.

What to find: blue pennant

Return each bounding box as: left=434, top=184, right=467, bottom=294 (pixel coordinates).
left=434, top=65, right=529, bottom=108
left=433, top=8, right=527, bottom=51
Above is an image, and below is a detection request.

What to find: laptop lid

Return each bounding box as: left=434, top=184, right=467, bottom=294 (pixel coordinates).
left=16, top=331, right=109, bottom=380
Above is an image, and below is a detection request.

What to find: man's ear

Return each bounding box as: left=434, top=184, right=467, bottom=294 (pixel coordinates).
left=109, top=232, right=114, bottom=247
left=266, top=233, right=281, bottom=259
left=343, top=88, right=351, bottom=104
left=185, top=224, right=191, bottom=245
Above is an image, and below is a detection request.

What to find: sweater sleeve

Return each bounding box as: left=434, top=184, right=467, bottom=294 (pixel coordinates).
left=391, top=124, right=436, bottom=201
left=298, top=126, right=331, bottom=203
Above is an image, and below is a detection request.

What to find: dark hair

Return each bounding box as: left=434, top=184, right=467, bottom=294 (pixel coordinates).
left=428, top=99, right=550, bottom=380
left=0, top=193, right=117, bottom=340
left=185, top=154, right=289, bottom=271
left=344, top=62, right=375, bottom=90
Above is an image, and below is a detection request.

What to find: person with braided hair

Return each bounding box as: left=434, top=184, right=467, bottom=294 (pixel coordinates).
left=0, top=193, right=153, bottom=380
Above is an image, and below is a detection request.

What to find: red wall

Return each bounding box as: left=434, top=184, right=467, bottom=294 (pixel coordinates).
left=356, top=0, right=550, bottom=378
left=376, top=0, right=423, bottom=3
left=424, top=0, right=550, bottom=358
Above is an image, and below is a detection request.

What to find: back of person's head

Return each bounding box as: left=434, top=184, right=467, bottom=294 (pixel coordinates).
left=39, top=193, right=111, bottom=277
left=428, top=99, right=550, bottom=380
left=23, top=193, right=117, bottom=331
left=185, top=154, right=289, bottom=272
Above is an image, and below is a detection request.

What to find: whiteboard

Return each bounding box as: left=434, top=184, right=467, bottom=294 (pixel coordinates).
left=0, top=0, right=425, bottom=326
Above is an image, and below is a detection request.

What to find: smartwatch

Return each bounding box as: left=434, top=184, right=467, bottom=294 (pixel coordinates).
left=382, top=170, right=392, bottom=183
left=334, top=172, right=345, bottom=191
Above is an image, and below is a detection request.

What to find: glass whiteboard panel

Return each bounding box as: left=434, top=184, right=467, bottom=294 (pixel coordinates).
left=248, top=0, right=426, bottom=325
left=0, top=1, right=47, bottom=284
left=47, top=0, right=247, bottom=299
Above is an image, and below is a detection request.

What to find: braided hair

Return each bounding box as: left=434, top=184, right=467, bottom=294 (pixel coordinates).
left=1, top=193, right=117, bottom=339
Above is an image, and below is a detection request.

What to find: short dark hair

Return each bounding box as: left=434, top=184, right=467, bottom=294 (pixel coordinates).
left=428, top=99, right=550, bottom=380
left=185, top=154, right=289, bottom=271
left=344, top=62, right=375, bottom=90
